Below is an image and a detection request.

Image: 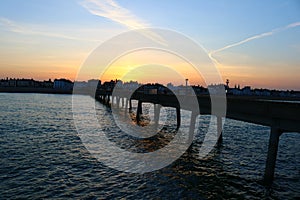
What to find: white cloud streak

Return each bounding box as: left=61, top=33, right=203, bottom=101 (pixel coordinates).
left=209, top=22, right=300, bottom=65
left=80, top=0, right=149, bottom=29
left=80, top=0, right=167, bottom=46
left=0, top=17, right=100, bottom=42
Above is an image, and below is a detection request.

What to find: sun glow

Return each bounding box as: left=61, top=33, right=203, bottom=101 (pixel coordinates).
left=99, top=49, right=206, bottom=86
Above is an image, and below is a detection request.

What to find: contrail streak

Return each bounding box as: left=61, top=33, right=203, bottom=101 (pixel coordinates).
left=209, top=21, right=300, bottom=65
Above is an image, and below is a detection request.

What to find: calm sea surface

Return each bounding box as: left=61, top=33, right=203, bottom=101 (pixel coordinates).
left=0, top=93, right=299, bottom=199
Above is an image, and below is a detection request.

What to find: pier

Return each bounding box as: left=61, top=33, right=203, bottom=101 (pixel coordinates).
left=94, top=87, right=300, bottom=186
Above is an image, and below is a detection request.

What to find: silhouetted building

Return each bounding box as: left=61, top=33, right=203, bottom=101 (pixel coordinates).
left=88, top=79, right=101, bottom=89
left=54, top=79, right=73, bottom=90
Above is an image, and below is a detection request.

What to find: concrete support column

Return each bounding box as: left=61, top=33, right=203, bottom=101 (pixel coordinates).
left=176, top=107, right=181, bottom=130
left=125, top=98, right=128, bottom=108
left=107, top=95, right=110, bottom=105
left=136, top=100, right=142, bottom=124
left=111, top=95, right=114, bottom=105
left=123, top=99, right=128, bottom=119
left=121, top=97, right=124, bottom=107
left=217, top=116, right=223, bottom=146
left=187, top=112, right=197, bottom=154
left=264, top=126, right=283, bottom=186
left=116, top=97, right=120, bottom=108
left=154, top=104, right=161, bottom=127
left=129, top=99, right=132, bottom=110
left=189, top=112, right=197, bottom=142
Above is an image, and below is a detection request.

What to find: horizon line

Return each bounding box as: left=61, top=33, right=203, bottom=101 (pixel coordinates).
left=1, top=76, right=299, bottom=92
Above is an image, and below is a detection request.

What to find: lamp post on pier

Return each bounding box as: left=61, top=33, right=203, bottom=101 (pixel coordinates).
left=185, top=78, right=188, bottom=95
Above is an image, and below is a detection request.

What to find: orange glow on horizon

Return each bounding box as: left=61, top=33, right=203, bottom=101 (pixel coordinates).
left=99, top=49, right=208, bottom=86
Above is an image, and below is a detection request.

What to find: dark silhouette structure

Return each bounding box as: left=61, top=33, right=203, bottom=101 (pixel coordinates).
left=93, top=83, right=300, bottom=186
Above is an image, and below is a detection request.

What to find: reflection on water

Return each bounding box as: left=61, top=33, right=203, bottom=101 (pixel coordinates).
left=0, top=93, right=299, bottom=199
left=257, top=99, right=300, bottom=104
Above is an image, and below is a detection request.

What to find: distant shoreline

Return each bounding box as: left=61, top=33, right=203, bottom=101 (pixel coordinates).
left=0, top=87, right=73, bottom=94
left=1, top=86, right=300, bottom=101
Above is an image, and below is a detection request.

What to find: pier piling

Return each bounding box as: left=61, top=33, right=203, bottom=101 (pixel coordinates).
left=136, top=100, right=142, bottom=124
left=154, top=104, right=161, bottom=127
left=264, top=126, right=283, bottom=186
left=121, top=97, right=124, bottom=107
left=116, top=97, right=120, bottom=108
left=189, top=112, right=197, bottom=142
left=176, top=107, right=181, bottom=130
left=129, top=99, right=132, bottom=110
left=217, top=116, right=223, bottom=145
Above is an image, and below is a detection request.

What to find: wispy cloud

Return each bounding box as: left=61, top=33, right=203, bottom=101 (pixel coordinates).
left=286, top=22, right=300, bottom=28
left=209, top=22, right=300, bottom=65
left=0, top=17, right=100, bottom=42
left=80, top=0, right=167, bottom=45
left=80, top=0, right=149, bottom=29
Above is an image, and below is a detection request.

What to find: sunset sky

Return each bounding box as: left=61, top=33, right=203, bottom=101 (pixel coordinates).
left=0, top=0, right=299, bottom=90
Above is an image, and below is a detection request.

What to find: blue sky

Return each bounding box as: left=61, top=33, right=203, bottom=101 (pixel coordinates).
left=0, top=0, right=299, bottom=89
